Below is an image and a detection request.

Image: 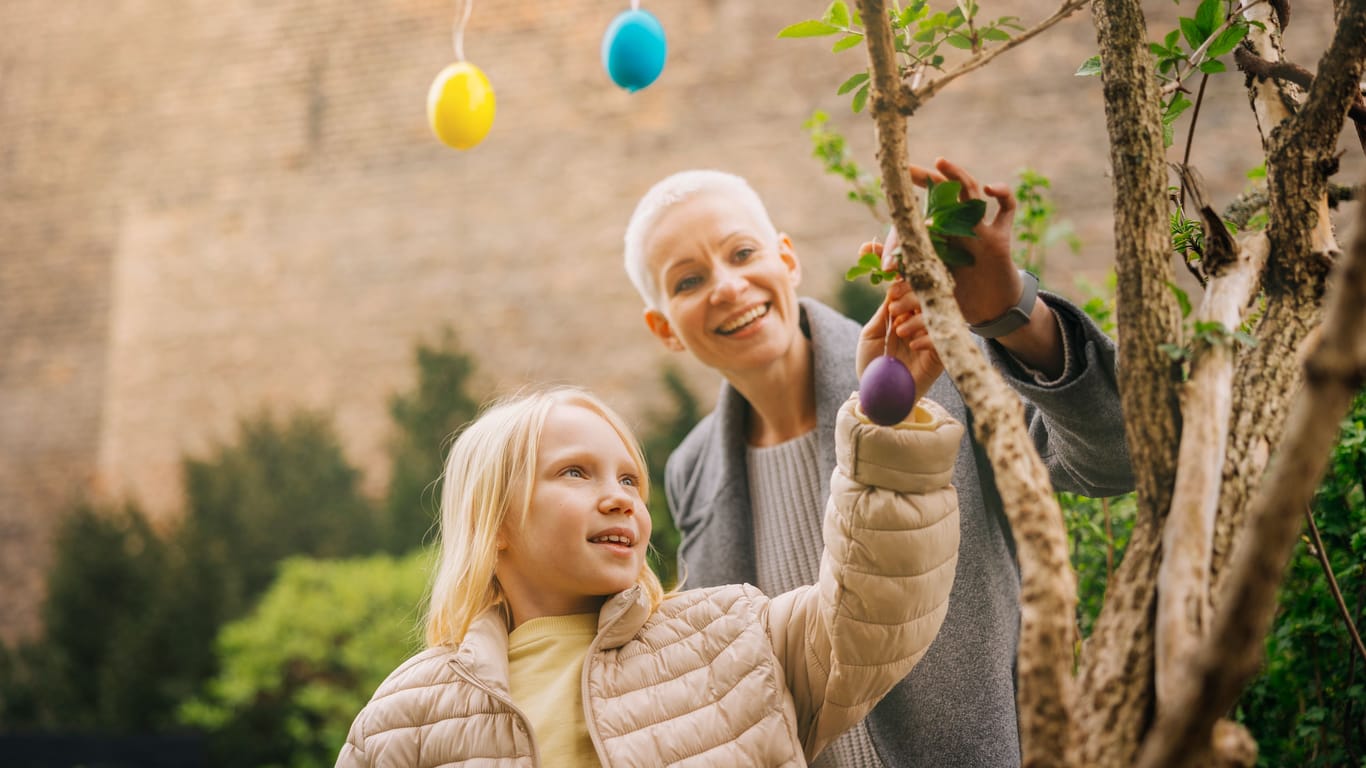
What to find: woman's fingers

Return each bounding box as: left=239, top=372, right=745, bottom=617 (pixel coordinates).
left=934, top=157, right=982, bottom=201
left=908, top=163, right=949, bottom=189
left=985, top=183, right=1017, bottom=229
left=858, top=240, right=884, bottom=257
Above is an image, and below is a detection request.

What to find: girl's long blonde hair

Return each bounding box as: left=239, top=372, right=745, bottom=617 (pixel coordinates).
left=424, top=385, right=665, bottom=647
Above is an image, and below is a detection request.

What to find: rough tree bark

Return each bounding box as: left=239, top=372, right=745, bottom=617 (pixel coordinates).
left=854, top=2, right=1078, bottom=765
left=1156, top=227, right=1267, bottom=717
left=1137, top=187, right=1366, bottom=768
left=1071, top=0, right=1183, bottom=764
left=1209, top=0, right=1343, bottom=599
left=847, top=1, right=1364, bottom=765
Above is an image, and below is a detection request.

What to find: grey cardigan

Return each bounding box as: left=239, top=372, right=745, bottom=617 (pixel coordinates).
left=663, top=296, right=1134, bottom=768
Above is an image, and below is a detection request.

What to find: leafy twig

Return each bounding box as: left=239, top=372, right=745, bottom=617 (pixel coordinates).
left=1177, top=74, right=1212, bottom=209
left=1160, top=0, right=1265, bottom=97
left=1304, top=504, right=1366, bottom=666
left=903, top=0, right=1089, bottom=113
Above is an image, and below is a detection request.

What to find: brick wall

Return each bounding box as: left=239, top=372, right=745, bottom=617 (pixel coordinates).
left=0, top=0, right=1351, bottom=643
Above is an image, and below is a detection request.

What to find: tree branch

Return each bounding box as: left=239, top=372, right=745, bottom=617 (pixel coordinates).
left=856, top=2, right=1077, bottom=765
left=1136, top=165, right=1366, bottom=768
left=1305, top=503, right=1366, bottom=666
left=1073, top=0, right=1183, bottom=762
left=900, top=0, right=1090, bottom=114
left=1156, top=230, right=1267, bottom=719
left=1210, top=0, right=1363, bottom=601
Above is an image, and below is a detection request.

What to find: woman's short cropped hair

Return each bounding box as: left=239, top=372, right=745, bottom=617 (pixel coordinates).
left=424, top=385, right=664, bottom=646
left=623, top=170, right=780, bottom=310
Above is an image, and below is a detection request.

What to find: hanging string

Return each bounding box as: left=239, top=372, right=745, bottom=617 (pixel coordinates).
left=630, top=0, right=640, bottom=9
left=452, top=0, right=474, bottom=61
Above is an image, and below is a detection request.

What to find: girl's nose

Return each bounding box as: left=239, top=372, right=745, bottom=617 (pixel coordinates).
left=599, top=486, right=635, bottom=515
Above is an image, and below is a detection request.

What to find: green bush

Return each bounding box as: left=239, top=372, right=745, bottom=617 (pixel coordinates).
left=383, top=330, right=481, bottom=554
left=1060, top=492, right=1138, bottom=640
left=181, top=411, right=380, bottom=610
left=0, top=410, right=382, bottom=737
left=0, top=502, right=178, bottom=731
left=179, top=552, right=429, bottom=768
left=1237, top=390, right=1366, bottom=767
left=639, top=367, right=700, bottom=589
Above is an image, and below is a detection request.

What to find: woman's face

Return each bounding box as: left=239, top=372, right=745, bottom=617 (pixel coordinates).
left=641, top=192, right=804, bottom=377
left=495, top=404, right=651, bottom=627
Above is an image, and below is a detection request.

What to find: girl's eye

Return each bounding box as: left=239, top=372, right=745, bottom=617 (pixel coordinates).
left=733, top=247, right=755, bottom=263
left=563, top=467, right=585, bottom=479
left=672, top=275, right=702, bottom=295
left=620, top=474, right=639, bottom=487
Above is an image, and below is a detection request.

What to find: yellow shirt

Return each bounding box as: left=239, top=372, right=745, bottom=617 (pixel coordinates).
left=507, top=613, right=600, bottom=766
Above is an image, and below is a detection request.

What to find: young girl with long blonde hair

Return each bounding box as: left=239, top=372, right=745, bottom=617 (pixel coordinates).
left=338, top=351, right=962, bottom=766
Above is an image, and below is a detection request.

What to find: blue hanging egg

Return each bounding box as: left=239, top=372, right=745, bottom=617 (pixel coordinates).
left=602, top=9, right=667, bottom=92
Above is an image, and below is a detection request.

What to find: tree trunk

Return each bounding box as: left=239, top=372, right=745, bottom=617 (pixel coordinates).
left=1209, top=0, right=1336, bottom=599
left=855, top=2, right=1077, bottom=764
left=1074, top=0, right=1181, bottom=763
left=1157, top=232, right=1267, bottom=716
left=1137, top=174, right=1366, bottom=768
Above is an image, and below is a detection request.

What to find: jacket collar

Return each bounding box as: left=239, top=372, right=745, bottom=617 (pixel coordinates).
left=454, top=586, right=654, bottom=684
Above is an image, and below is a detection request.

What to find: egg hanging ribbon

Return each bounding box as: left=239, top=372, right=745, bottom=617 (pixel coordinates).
left=428, top=0, right=495, bottom=150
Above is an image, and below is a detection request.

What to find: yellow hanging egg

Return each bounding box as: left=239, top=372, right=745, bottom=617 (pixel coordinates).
left=427, top=62, right=495, bottom=150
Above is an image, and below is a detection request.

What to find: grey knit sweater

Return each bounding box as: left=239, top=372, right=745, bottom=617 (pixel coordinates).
left=663, top=297, right=1134, bottom=768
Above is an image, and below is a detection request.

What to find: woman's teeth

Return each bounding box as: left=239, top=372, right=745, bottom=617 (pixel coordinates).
left=718, top=304, right=769, bottom=334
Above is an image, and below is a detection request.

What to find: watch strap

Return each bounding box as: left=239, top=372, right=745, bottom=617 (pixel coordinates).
left=969, top=270, right=1039, bottom=339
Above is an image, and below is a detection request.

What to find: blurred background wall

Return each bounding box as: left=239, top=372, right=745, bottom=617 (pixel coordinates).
left=0, top=0, right=1351, bottom=643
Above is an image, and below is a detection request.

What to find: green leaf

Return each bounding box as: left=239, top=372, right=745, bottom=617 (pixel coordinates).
left=837, top=71, right=869, bottom=95
left=1165, top=29, right=1181, bottom=49
left=1207, top=23, right=1249, bottom=57
left=1164, top=92, right=1193, bottom=124
left=1198, top=59, right=1227, bottom=74
left=778, top=19, right=842, bottom=38
left=1167, top=281, right=1193, bottom=318
left=934, top=238, right=976, bottom=267
left=851, top=81, right=870, bottom=113
left=945, top=32, right=975, bottom=49
left=1158, top=342, right=1188, bottom=361
left=846, top=264, right=872, bottom=280
left=1246, top=162, right=1266, bottom=180
left=933, top=200, right=987, bottom=237
left=1180, top=17, right=1206, bottom=48
left=832, top=33, right=864, bottom=52
left=981, top=27, right=1011, bottom=41
left=823, top=0, right=851, bottom=28
left=898, top=4, right=924, bottom=27
left=927, top=179, right=963, bottom=213
left=1195, top=0, right=1221, bottom=37
left=1075, top=55, right=1103, bottom=77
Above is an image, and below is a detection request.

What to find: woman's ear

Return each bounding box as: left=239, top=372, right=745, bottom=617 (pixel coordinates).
left=644, top=308, right=685, bottom=352
left=778, top=233, right=802, bottom=289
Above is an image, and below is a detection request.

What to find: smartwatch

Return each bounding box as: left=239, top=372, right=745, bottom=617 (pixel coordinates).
left=969, top=270, right=1039, bottom=339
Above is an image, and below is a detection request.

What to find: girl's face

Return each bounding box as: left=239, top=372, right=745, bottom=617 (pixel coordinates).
left=496, top=404, right=651, bottom=628
left=641, top=192, right=804, bottom=378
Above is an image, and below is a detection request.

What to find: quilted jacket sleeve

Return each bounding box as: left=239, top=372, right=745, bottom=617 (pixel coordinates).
left=765, top=393, right=963, bottom=763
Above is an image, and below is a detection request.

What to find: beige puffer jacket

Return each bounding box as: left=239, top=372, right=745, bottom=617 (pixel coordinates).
left=337, top=394, right=963, bottom=767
